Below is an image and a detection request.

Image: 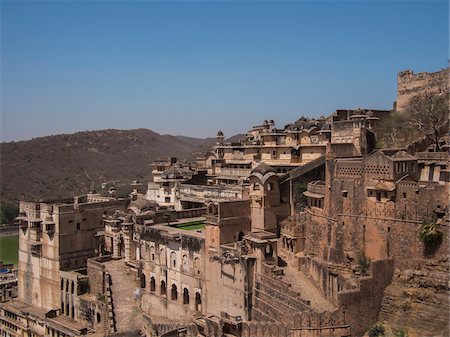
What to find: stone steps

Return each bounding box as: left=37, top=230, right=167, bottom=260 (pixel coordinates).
left=105, top=259, right=143, bottom=335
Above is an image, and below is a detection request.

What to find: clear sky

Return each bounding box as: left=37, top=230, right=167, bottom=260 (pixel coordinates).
left=1, top=0, right=448, bottom=141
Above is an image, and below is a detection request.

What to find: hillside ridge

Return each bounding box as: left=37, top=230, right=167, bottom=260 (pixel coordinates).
left=1, top=128, right=243, bottom=202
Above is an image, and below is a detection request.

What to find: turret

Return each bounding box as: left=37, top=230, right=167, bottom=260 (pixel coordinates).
left=216, top=130, right=224, bottom=146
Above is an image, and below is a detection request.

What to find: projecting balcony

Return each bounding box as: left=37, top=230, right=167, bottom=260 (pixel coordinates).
left=30, top=243, right=42, bottom=257
left=29, top=227, right=42, bottom=241
left=45, top=223, right=55, bottom=235
left=305, top=181, right=326, bottom=197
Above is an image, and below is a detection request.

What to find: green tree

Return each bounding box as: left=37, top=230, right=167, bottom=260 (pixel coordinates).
left=0, top=202, right=19, bottom=224
left=294, top=182, right=307, bottom=209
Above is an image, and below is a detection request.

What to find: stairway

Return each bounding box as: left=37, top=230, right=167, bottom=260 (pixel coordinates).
left=105, top=273, right=116, bottom=334
left=104, top=259, right=143, bottom=335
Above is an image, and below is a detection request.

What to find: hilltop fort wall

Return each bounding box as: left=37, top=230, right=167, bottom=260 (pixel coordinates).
left=396, top=68, right=449, bottom=111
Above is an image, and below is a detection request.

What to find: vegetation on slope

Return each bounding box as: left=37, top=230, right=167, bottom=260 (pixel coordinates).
left=377, top=93, right=448, bottom=150
left=0, top=129, right=217, bottom=202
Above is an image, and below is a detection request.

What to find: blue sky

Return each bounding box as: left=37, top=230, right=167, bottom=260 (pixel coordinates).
left=1, top=0, right=448, bottom=141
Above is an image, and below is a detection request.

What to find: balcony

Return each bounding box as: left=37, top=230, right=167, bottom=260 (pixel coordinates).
left=30, top=243, right=42, bottom=257
left=29, top=227, right=42, bottom=241
left=306, top=181, right=325, bottom=196
left=45, top=223, right=55, bottom=235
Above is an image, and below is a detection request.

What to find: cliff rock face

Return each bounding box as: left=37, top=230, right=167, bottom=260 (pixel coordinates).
left=378, top=257, right=449, bottom=337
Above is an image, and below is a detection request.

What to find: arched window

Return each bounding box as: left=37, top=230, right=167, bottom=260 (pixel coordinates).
left=150, top=277, right=156, bottom=292
left=60, top=279, right=64, bottom=290
left=71, top=306, right=75, bottom=319
left=160, top=248, right=166, bottom=265
left=194, top=257, right=201, bottom=276
left=183, top=288, right=189, bottom=305
left=195, top=292, right=202, bottom=312
left=265, top=244, right=273, bottom=259
left=182, top=254, right=189, bottom=272
left=61, top=301, right=64, bottom=314
left=170, top=252, right=177, bottom=269
left=96, top=313, right=101, bottom=323
left=171, top=284, right=178, bottom=301
left=238, top=231, right=244, bottom=241
left=140, top=273, right=146, bottom=288
left=150, top=246, right=155, bottom=261
left=71, top=281, right=75, bottom=294
left=65, top=303, right=69, bottom=317
left=160, top=280, right=166, bottom=296
left=66, top=280, right=69, bottom=292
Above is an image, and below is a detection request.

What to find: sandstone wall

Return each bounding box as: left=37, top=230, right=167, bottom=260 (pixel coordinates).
left=378, top=257, right=449, bottom=337
left=396, top=68, right=449, bottom=112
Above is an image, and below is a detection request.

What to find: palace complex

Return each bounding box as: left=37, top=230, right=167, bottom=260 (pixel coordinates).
left=0, top=68, right=448, bottom=337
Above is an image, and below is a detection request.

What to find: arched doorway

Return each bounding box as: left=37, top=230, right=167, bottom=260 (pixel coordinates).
left=183, top=288, right=189, bottom=305
left=264, top=244, right=273, bottom=259
left=171, top=284, right=178, bottom=301
left=140, top=273, right=146, bottom=288
left=150, top=277, right=156, bottom=292
left=118, top=235, right=125, bottom=257
left=195, top=292, right=202, bottom=312
left=160, top=280, right=166, bottom=296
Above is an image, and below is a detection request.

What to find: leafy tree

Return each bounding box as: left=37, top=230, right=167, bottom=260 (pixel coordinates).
left=294, top=182, right=307, bottom=209
left=0, top=202, right=19, bottom=224
left=419, top=221, right=443, bottom=245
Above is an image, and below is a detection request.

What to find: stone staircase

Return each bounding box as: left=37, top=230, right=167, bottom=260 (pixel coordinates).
left=105, top=273, right=116, bottom=334
left=104, top=259, right=143, bottom=335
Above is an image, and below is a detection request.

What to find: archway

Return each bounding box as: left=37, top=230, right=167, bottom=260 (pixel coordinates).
left=171, top=284, right=178, bottom=301
left=264, top=244, right=273, bottom=259
left=150, top=277, right=156, bottom=292
left=160, top=280, right=166, bottom=296
left=195, top=292, right=202, bottom=312
left=118, top=236, right=125, bottom=257
left=183, top=288, right=189, bottom=305
left=140, top=273, right=146, bottom=288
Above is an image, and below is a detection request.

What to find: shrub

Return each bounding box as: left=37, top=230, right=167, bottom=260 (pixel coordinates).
left=419, top=222, right=443, bottom=245
left=294, top=182, right=307, bottom=208
left=394, top=329, right=408, bottom=337
left=367, top=324, right=385, bottom=337
left=357, top=251, right=371, bottom=275
left=96, top=293, right=105, bottom=302
left=0, top=202, right=19, bottom=224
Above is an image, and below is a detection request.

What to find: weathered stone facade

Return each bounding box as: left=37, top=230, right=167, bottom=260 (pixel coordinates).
left=396, top=67, right=449, bottom=112
left=1, top=68, right=448, bottom=337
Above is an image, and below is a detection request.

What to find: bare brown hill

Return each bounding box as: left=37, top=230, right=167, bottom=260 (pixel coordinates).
left=0, top=129, right=219, bottom=202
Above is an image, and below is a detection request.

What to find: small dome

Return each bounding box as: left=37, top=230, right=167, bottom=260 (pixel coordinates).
left=217, top=130, right=224, bottom=137
left=161, top=166, right=187, bottom=179
left=128, top=195, right=159, bottom=216
left=251, top=163, right=276, bottom=176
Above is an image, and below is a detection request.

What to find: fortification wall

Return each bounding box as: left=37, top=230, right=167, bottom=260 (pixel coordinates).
left=397, top=68, right=449, bottom=111
left=379, top=257, right=449, bottom=337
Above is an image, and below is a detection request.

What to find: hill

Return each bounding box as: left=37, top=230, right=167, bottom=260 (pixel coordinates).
left=0, top=129, right=219, bottom=202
